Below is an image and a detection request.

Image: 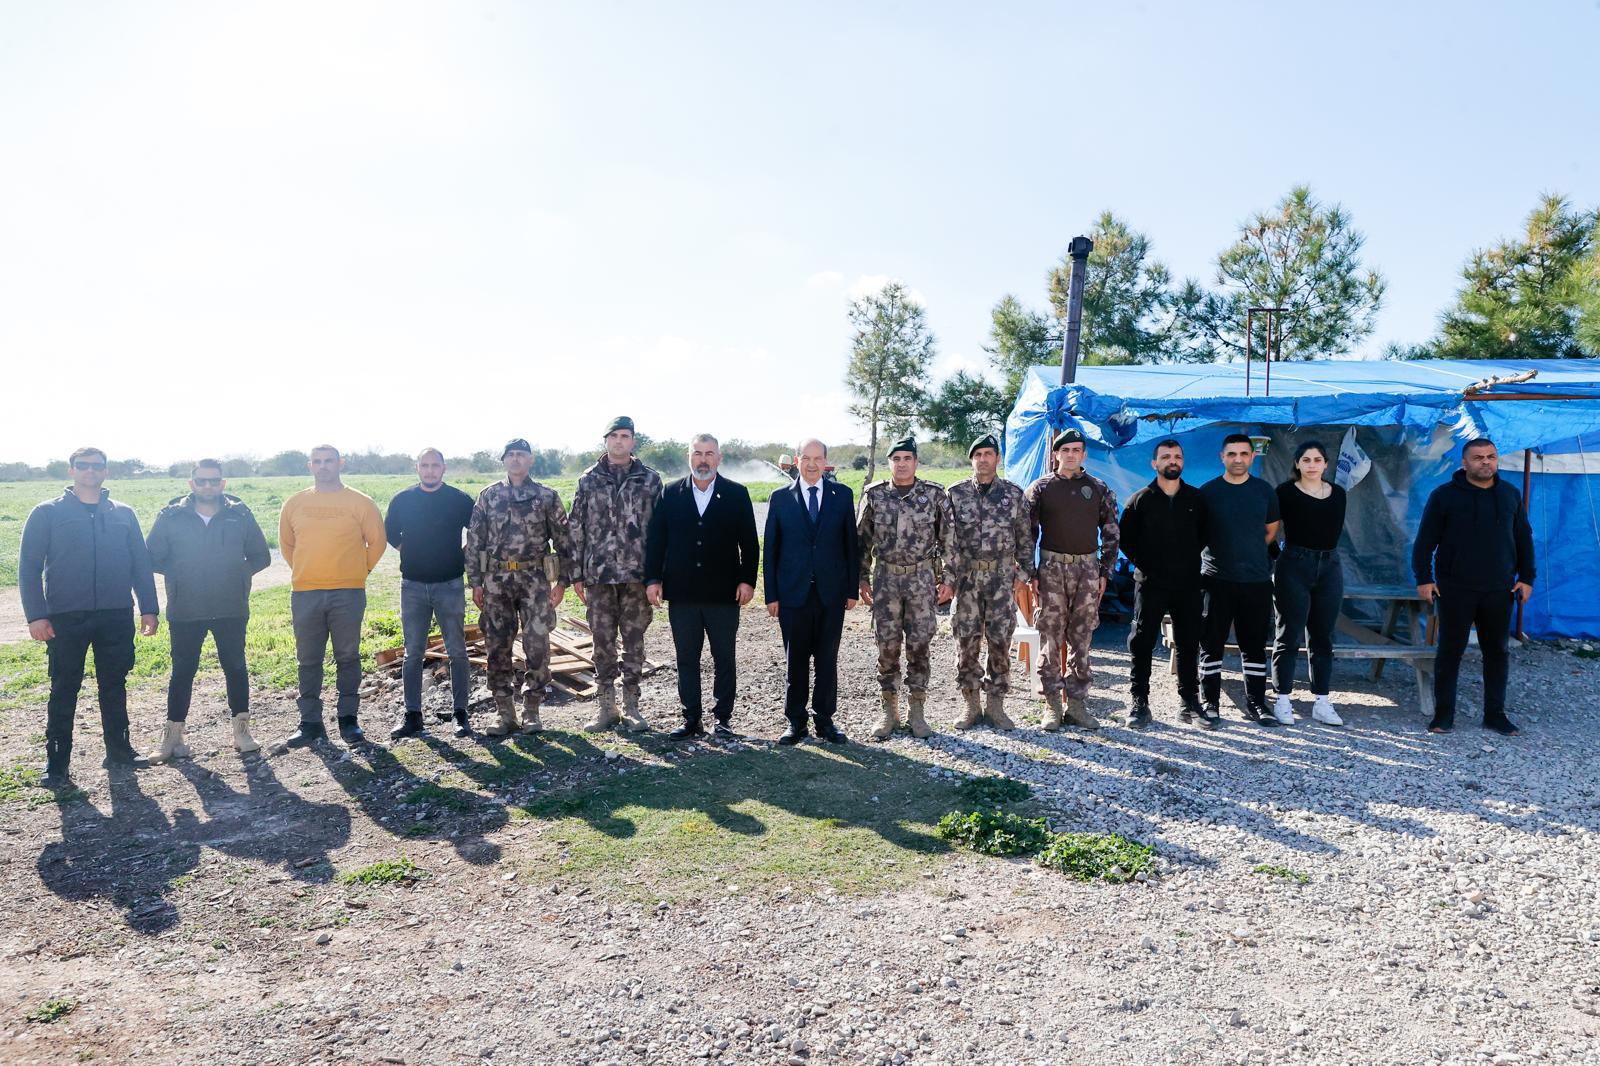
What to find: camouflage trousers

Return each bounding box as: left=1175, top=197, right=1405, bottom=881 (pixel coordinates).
left=480, top=569, right=554, bottom=702
left=954, top=566, right=1018, bottom=695
left=871, top=565, right=938, bottom=693
left=587, top=582, right=652, bottom=697
left=1035, top=554, right=1102, bottom=699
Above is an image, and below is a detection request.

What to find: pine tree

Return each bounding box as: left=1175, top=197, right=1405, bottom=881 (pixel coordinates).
left=844, top=281, right=935, bottom=486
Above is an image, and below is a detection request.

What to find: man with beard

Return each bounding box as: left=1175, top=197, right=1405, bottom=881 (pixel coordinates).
left=644, top=434, right=760, bottom=740
left=1118, top=439, right=1208, bottom=730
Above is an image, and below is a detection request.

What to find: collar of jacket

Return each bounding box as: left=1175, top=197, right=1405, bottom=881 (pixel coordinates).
left=163, top=492, right=245, bottom=513
left=59, top=486, right=111, bottom=506
left=587, top=458, right=645, bottom=482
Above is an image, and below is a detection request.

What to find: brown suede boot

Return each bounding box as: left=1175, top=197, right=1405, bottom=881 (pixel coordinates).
left=584, top=688, right=620, bottom=733
left=905, top=692, right=932, bottom=739
left=984, top=691, right=1016, bottom=731
left=485, top=695, right=519, bottom=736
left=619, top=691, right=650, bottom=733
left=871, top=690, right=900, bottom=741
left=954, top=690, right=982, bottom=730
left=1042, top=691, right=1065, bottom=732
left=519, top=694, right=543, bottom=734
left=155, top=720, right=191, bottom=763
left=1065, top=695, right=1099, bottom=730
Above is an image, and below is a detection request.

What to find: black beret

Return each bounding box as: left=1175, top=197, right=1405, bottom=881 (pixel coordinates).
left=968, top=433, right=1000, bottom=458
left=604, top=416, right=635, bottom=436
left=886, top=436, right=917, bottom=458
left=1051, top=428, right=1085, bottom=450
left=500, top=438, right=532, bottom=459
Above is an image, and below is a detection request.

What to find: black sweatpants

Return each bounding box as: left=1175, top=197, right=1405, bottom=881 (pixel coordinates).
left=668, top=602, right=740, bottom=724
left=1433, top=584, right=1513, bottom=725
left=1200, top=577, right=1273, bottom=710
left=1127, top=580, right=1202, bottom=700
left=167, top=616, right=251, bottom=722
left=45, top=608, right=137, bottom=767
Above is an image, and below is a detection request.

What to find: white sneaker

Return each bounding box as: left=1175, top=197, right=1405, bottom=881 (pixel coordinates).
left=1311, top=696, right=1343, bottom=727
left=1272, top=695, right=1295, bottom=725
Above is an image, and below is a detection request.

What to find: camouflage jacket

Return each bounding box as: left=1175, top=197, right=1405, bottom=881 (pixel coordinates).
left=464, top=479, right=572, bottom=587
left=856, top=478, right=959, bottom=583
left=568, top=458, right=662, bottom=585
left=947, top=476, right=1034, bottom=582
left=1024, top=469, right=1121, bottom=579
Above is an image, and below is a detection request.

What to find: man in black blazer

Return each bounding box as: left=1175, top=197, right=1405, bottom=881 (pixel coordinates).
left=645, top=435, right=760, bottom=740
left=763, top=438, right=860, bottom=744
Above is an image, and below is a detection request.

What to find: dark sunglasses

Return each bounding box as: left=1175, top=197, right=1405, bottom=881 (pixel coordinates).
left=193, top=477, right=223, bottom=487
left=73, top=461, right=107, bottom=471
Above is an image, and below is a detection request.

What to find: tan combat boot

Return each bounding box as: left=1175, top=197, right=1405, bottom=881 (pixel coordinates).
left=906, top=693, right=932, bottom=739
left=231, top=714, right=261, bottom=753
left=619, top=691, right=650, bottom=733
left=1042, top=691, right=1065, bottom=732
left=584, top=688, right=620, bottom=733
left=1065, top=695, right=1099, bottom=730
left=519, top=694, right=543, bottom=734
left=984, top=691, right=1016, bottom=731
left=155, top=720, right=191, bottom=763
left=954, top=690, right=983, bottom=730
left=485, top=694, right=519, bottom=736
left=871, top=690, right=901, bottom=741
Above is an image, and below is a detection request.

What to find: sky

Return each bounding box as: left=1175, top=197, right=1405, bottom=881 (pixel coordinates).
left=1, top=0, right=1597, bottom=466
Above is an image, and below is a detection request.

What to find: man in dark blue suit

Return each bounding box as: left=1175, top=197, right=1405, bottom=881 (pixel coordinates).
left=763, top=438, right=860, bottom=744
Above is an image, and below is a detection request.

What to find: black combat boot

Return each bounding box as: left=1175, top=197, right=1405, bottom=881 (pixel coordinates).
left=337, top=716, right=366, bottom=744
left=389, top=712, right=425, bottom=740
left=1126, top=697, right=1153, bottom=731
left=284, top=720, right=328, bottom=749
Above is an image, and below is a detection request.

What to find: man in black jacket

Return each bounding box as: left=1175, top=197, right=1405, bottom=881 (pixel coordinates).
left=1412, top=438, right=1535, bottom=736
left=19, top=447, right=160, bottom=783
left=645, top=434, right=759, bottom=740
left=1119, top=438, right=1208, bottom=730
left=147, top=458, right=272, bottom=760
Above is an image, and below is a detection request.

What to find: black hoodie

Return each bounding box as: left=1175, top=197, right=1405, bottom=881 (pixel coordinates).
left=1411, top=470, right=1536, bottom=592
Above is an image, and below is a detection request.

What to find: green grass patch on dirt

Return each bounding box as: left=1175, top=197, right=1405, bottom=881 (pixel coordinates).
left=0, top=762, right=88, bottom=807
left=1037, top=832, right=1154, bottom=882
left=1251, top=863, right=1310, bottom=884
left=25, top=998, right=77, bottom=1024
left=337, top=856, right=423, bottom=886
left=936, top=810, right=1053, bottom=856
left=516, top=744, right=960, bottom=901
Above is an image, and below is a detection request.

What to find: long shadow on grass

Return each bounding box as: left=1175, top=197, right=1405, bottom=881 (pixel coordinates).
left=36, top=770, right=198, bottom=935
left=517, top=741, right=957, bottom=858
left=312, top=742, right=503, bottom=865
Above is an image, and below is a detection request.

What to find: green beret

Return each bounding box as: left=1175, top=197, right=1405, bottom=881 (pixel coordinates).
left=1051, top=428, right=1085, bottom=450
left=968, top=433, right=1000, bottom=458
left=604, top=415, right=635, bottom=436
left=886, top=436, right=917, bottom=458
left=500, top=438, right=532, bottom=459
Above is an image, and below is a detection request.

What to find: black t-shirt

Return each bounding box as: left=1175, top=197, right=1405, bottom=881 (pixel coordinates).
left=1199, top=476, right=1280, bottom=583
left=1276, top=481, right=1346, bottom=552
left=383, top=483, right=475, bottom=583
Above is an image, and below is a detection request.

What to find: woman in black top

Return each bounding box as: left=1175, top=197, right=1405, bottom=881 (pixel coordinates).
left=1271, top=441, right=1347, bottom=726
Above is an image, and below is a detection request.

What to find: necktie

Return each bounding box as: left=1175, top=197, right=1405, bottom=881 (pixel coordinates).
left=807, top=485, right=819, bottom=523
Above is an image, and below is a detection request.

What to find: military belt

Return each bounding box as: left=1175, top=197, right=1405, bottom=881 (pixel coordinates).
left=490, top=558, right=543, bottom=572
left=1040, top=549, right=1097, bottom=565
left=881, top=558, right=934, bottom=576
left=967, top=557, right=1002, bottom=572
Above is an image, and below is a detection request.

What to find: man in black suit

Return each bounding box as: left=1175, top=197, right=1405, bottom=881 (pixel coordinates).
left=645, top=434, right=760, bottom=740
left=763, top=438, right=860, bottom=745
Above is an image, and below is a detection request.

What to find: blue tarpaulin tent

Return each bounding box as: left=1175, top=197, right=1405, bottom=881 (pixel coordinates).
left=1004, top=358, right=1600, bottom=638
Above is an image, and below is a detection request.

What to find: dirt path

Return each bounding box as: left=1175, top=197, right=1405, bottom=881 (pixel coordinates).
left=0, top=552, right=291, bottom=645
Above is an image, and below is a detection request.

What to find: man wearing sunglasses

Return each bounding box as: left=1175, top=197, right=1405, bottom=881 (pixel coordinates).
left=146, top=459, right=272, bottom=760
left=19, top=447, right=160, bottom=784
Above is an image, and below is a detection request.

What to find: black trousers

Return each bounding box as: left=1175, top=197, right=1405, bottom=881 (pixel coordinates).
left=777, top=586, right=845, bottom=730
left=46, top=608, right=137, bottom=767
left=167, top=616, right=251, bottom=722
left=1200, top=577, right=1273, bottom=708
left=668, top=602, right=740, bottom=723
left=1272, top=547, right=1343, bottom=696
left=1127, top=580, right=1202, bottom=700
left=1433, top=584, right=1513, bottom=724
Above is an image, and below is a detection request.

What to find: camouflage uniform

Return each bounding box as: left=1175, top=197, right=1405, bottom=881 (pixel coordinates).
left=948, top=477, right=1034, bottom=695
left=465, top=479, right=572, bottom=705
left=1025, top=470, right=1120, bottom=700
left=568, top=458, right=663, bottom=703
left=857, top=478, right=959, bottom=694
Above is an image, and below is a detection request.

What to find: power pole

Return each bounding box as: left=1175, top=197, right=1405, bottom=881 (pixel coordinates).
left=1059, top=235, right=1093, bottom=385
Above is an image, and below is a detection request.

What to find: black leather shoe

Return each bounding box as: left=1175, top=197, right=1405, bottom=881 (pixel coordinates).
left=389, top=713, right=425, bottom=740
left=337, top=716, right=366, bottom=744
left=776, top=725, right=807, bottom=746
left=452, top=709, right=470, bottom=737
left=1197, top=703, right=1220, bottom=730
left=101, top=747, right=145, bottom=770
left=815, top=722, right=848, bottom=745
left=1482, top=715, right=1519, bottom=736
left=668, top=720, right=707, bottom=741
left=1249, top=702, right=1278, bottom=726
left=284, top=721, right=327, bottom=748
left=713, top=721, right=741, bottom=740
left=1127, top=698, right=1152, bottom=731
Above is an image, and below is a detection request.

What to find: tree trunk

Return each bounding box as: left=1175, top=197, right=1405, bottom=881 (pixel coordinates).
left=864, top=388, right=881, bottom=487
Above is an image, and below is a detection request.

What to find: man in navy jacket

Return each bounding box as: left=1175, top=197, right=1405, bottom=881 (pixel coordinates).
left=645, top=434, right=760, bottom=740
left=1412, top=438, right=1536, bottom=736
left=19, top=447, right=160, bottom=782
left=762, top=438, right=860, bottom=744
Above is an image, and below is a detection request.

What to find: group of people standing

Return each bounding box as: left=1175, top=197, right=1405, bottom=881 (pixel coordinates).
left=17, top=422, right=1534, bottom=785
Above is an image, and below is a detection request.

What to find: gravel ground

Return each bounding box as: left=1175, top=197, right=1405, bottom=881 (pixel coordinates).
left=1, top=605, right=1597, bottom=1065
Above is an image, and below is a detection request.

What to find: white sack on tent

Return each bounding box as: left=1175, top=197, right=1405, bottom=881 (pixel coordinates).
left=1335, top=427, right=1371, bottom=490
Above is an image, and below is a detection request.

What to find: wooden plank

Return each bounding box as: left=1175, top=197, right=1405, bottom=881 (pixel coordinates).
left=1328, top=645, right=1436, bottom=661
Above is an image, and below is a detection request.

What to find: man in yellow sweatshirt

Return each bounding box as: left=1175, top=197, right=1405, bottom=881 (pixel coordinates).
left=278, top=445, right=386, bottom=747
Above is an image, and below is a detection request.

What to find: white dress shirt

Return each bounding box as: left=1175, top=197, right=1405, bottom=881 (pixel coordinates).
left=798, top=476, right=824, bottom=517
left=691, top=476, right=716, bottom=516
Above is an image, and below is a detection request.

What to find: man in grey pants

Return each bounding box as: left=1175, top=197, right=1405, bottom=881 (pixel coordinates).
left=384, top=448, right=476, bottom=739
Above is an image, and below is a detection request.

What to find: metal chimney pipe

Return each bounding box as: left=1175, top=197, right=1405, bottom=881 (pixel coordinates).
left=1059, top=235, right=1093, bottom=385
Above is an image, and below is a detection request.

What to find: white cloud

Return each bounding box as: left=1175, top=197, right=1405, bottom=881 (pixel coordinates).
left=806, top=269, right=843, bottom=287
